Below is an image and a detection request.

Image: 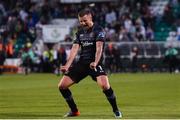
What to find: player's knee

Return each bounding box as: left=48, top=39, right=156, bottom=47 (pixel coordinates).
left=99, top=80, right=110, bottom=90
left=97, top=76, right=110, bottom=90
left=58, top=80, right=67, bottom=89
left=58, top=83, right=67, bottom=90
left=58, top=76, right=74, bottom=89
left=100, top=84, right=110, bottom=90
left=58, top=80, right=71, bottom=90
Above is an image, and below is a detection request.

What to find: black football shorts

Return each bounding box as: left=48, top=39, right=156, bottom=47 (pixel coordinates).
left=64, top=61, right=107, bottom=83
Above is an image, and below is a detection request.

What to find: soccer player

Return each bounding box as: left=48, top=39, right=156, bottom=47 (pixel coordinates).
left=58, top=8, right=122, bottom=118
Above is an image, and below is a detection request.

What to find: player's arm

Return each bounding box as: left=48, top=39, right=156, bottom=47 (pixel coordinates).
left=61, top=44, right=80, bottom=72
left=90, top=41, right=103, bottom=69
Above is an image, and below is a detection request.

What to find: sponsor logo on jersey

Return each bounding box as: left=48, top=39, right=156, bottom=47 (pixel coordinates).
left=98, top=32, right=105, bottom=38
left=80, top=34, right=84, bottom=37
left=81, top=41, right=93, bottom=47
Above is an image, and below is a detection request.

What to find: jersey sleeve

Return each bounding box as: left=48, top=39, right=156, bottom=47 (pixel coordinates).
left=73, top=32, right=80, bottom=44
left=96, top=27, right=106, bottom=42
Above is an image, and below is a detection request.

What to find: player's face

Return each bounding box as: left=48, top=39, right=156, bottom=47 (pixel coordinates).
left=78, top=14, right=93, bottom=29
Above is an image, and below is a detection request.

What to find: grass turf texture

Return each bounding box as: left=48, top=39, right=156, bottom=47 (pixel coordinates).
left=0, top=73, right=180, bottom=119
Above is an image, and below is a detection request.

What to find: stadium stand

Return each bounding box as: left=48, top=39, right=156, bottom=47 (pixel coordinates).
left=0, top=0, right=180, bottom=73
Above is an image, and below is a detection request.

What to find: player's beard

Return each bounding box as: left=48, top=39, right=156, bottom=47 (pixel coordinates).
left=83, top=25, right=91, bottom=31
left=83, top=25, right=88, bottom=30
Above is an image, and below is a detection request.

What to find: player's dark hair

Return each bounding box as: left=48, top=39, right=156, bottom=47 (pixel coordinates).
left=78, top=8, right=94, bottom=17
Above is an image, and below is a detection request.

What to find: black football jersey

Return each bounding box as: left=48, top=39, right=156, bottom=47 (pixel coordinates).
left=73, top=24, right=106, bottom=64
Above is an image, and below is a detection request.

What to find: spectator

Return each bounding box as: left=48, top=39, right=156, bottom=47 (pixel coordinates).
left=32, top=46, right=42, bottom=72
left=105, top=8, right=117, bottom=25
left=118, top=26, right=131, bottom=41
left=146, top=26, right=154, bottom=41
left=6, top=39, right=14, bottom=58
left=135, top=17, right=146, bottom=41
left=105, top=42, right=120, bottom=73
left=163, top=4, right=175, bottom=25
left=42, top=48, right=54, bottom=73
left=177, top=26, right=180, bottom=41
left=130, top=46, right=138, bottom=72
left=123, top=14, right=133, bottom=33
left=0, top=40, right=5, bottom=74
left=164, top=46, right=179, bottom=73
left=165, top=31, right=178, bottom=48
left=21, top=46, right=32, bottom=75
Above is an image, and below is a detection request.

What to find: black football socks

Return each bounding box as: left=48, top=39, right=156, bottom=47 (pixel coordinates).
left=60, top=87, right=118, bottom=113
left=103, top=87, right=119, bottom=112
left=59, top=88, right=78, bottom=112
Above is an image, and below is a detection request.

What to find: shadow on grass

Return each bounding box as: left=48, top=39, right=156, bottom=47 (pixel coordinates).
left=0, top=113, right=61, bottom=119
left=0, top=113, right=115, bottom=119
left=2, top=112, right=179, bottom=119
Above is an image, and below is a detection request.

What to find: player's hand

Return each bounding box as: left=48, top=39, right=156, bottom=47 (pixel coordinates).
left=60, top=66, right=69, bottom=73
left=90, top=62, right=97, bottom=69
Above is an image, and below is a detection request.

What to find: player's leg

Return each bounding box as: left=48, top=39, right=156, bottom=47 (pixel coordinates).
left=58, top=76, right=80, bottom=117
left=96, top=75, right=122, bottom=118
left=58, top=62, right=88, bottom=117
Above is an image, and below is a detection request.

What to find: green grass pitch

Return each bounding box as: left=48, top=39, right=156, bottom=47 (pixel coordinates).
left=0, top=73, right=180, bottom=119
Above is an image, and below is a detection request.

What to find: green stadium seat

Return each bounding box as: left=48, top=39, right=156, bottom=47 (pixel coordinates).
left=154, top=22, right=175, bottom=41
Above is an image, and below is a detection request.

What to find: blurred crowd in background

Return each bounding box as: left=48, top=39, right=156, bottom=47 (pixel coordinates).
left=0, top=0, right=180, bottom=74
